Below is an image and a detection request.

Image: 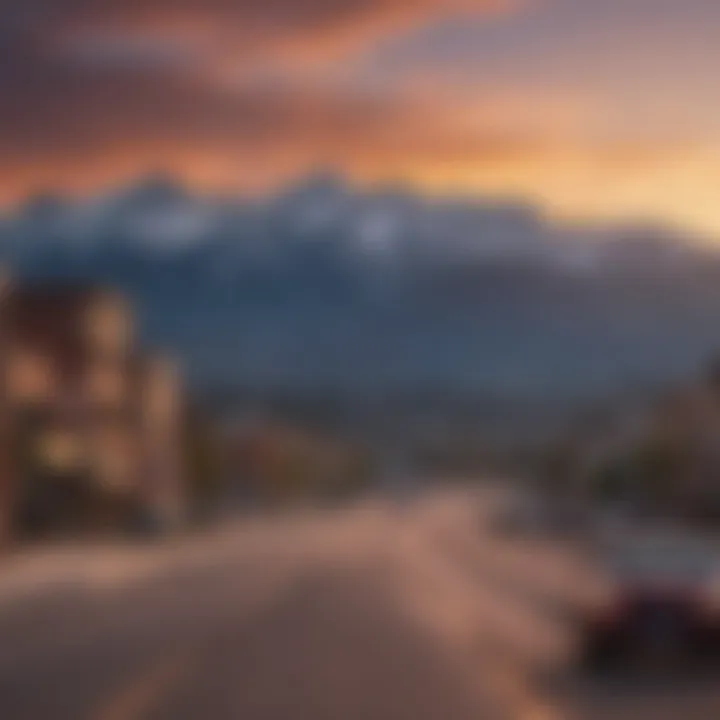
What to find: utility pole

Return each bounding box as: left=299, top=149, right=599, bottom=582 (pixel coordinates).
left=0, top=272, right=13, bottom=548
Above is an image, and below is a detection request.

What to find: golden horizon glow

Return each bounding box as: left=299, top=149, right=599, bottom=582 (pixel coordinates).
left=4, top=142, right=720, bottom=241
left=2, top=0, right=720, bottom=240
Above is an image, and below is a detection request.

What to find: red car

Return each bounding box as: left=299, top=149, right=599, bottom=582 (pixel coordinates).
left=578, top=537, right=720, bottom=671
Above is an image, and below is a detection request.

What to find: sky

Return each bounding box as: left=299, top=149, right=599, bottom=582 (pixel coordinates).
left=3, top=0, right=720, bottom=236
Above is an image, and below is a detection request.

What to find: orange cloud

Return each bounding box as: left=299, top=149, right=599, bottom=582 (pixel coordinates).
left=3, top=0, right=720, bottom=238
left=4, top=71, right=717, bottom=239
left=55, top=0, right=514, bottom=73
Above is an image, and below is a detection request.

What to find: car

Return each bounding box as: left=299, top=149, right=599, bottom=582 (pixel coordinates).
left=577, top=537, right=720, bottom=672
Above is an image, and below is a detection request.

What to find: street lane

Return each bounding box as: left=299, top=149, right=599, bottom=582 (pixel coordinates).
left=150, top=567, right=488, bottom=720
left=0, top=497, right=504, bottom=720
left=2, top=488, right=720, bottom=719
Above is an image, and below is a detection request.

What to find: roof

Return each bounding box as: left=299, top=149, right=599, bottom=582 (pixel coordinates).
left=1, top=281, right=128, bottom=379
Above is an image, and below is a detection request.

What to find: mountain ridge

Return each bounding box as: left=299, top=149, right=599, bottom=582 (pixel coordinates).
left=2, top=174, right=719, bottom=403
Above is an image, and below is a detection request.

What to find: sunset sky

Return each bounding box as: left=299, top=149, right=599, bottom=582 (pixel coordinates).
left=3, top=0, right=720, bottom=236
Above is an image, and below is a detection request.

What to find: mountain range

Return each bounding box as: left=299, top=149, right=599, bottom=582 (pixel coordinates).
left=2, top=172, right=720, bottom=405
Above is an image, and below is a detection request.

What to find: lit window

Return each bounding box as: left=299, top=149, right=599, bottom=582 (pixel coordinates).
left=94, top=430, right=135, bottom=491
left=7, top=349, right=55, bottom=402
left=36, top=430, right=84, bottom=473
left=86, top=296, right=132, bottom=356
left=145, top=360, right=178, bottom=426
left=86, top=364, right=125, bottom=405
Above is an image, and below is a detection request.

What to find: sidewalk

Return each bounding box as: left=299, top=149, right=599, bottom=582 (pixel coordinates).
left=0, top=541, right=178, bottom=605
left=0, top=500, right=395, bottom=606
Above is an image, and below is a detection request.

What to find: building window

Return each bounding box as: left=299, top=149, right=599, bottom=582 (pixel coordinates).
left=145, top=360, right=178, bottom=427
left=85, top=363, right=126, bottom=406
left=86, top=296, right=132, bottom=357
left=93, top=429, right=135, bottom=491
left=36, top=429, right=85, bottom=474
left=7, top=349, right=55, bottom=403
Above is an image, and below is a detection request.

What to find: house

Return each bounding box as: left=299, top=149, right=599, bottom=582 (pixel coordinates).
left=565, top=361, right=720, bottom=519
left=0, top=277, right=184, bottom=544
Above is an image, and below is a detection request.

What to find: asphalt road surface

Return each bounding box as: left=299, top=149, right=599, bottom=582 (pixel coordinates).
left=1, top=488, right=720, bottom=720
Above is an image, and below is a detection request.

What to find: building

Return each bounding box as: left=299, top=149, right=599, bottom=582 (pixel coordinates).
left=563, top=359, right=720, bottom=520
left=0, top=278, right=184, bottom=545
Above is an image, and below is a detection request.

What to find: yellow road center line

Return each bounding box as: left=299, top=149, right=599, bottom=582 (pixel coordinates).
left=483, top=663, right=564, bottom=720
left=92, top=649, right=198, bottom=720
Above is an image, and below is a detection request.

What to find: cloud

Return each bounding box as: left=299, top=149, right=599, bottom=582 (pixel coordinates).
left=0, top=67, right=552, bottom=200
left=1, top=29, right=714, bottom=241
left=0, top=0, right=517, bottom=199
left=27, top=0, right=512, bottom=71
left=3, top=0, right=720, bottom=239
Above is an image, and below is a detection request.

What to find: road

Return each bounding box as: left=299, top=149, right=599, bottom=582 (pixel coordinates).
left=1, top=488, right=720, bottom=720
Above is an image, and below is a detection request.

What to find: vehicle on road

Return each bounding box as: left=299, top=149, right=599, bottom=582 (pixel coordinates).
left=577, top=537, right=720, bottom=672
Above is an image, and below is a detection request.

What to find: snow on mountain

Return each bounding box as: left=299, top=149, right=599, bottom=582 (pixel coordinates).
left=2, top=172, right=712, bottom=275
left=2, top=174, right=719, bottom=400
